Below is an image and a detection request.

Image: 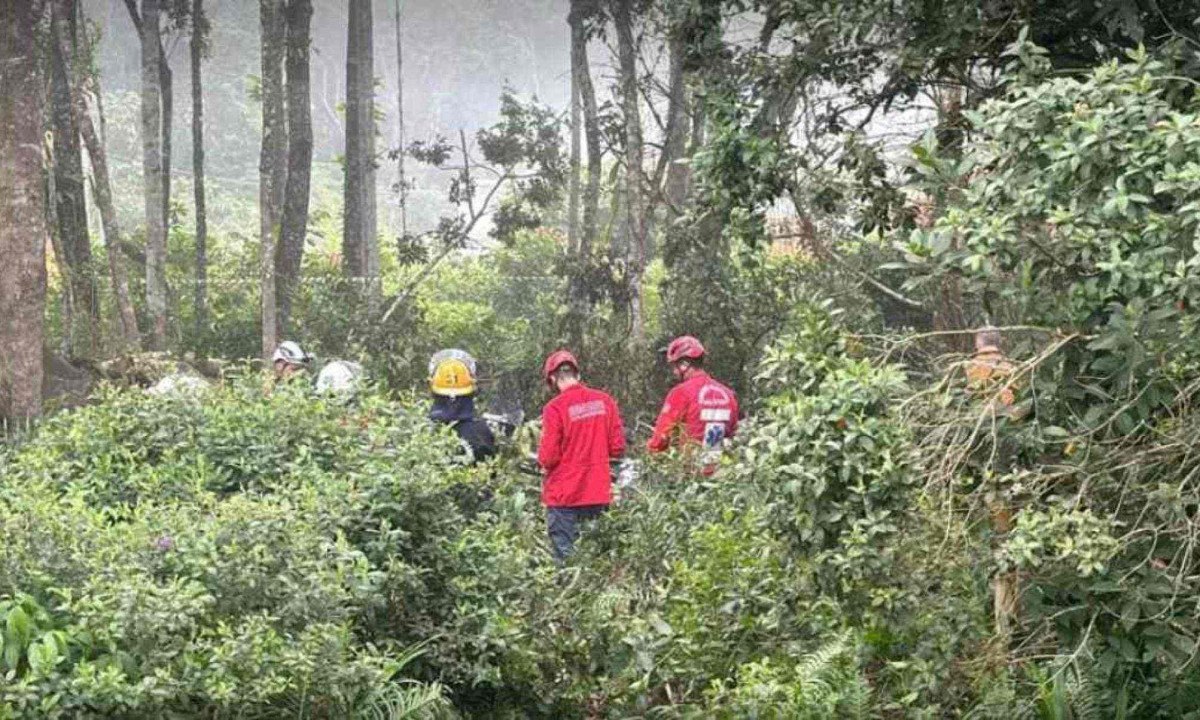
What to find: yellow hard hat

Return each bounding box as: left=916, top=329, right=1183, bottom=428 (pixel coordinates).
left=430, top=356, right=476, bottom=396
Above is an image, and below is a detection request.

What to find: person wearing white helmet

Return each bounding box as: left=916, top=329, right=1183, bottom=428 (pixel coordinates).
left=316, top=360, right=365, bottom=397
left=271, top=341, right=313, bottom=382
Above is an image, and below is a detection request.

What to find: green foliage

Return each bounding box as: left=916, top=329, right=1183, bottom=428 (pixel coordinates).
left=892, top=47, right=1200, bottom=715
left=690, top=84, right=797, bottom=245
left=0, top=378, right=462, bottom=718
left=700, top=635, right=871, bottom=719
left=900, top=47, right=1200, bottom=436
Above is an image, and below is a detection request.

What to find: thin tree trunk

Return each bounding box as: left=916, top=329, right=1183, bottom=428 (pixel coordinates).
left=159, top=35, right=172, bottom=239
left=0, top=0, right=47, bottom=420
left=45, top=142, right=75, bottom=357
left=991, top=501, right=1019, bottom=640
left=566, top=0, right=599, bottom=349
left=344, top=0, right=378, bottom=299
left=260, top=0, right=287, bottom=359
left=277, top=0, right=313, bottom=336
left=567, top=21, right=581, bottom=253
left=393, top=0, right=407, bottom=238
left=49, top=0, right=96, bottom=353
left=68, top=0, right=141, bottom=348
left=932, top=78, right=969, bottom=351
left=140, top=0, right=168, bottom=349
left=575, top=3, right=601, bottom=255
left=127, top=0, right=172, bottom=233
left=613, top=0, right=645, bottom=343
left=691, top=93, right=706, bottom=151
left=191, top=0, right=207, bottom=339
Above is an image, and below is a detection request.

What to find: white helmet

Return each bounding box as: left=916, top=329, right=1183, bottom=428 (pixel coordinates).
left=272, top=341, right=312, bottom=366
left=316, top=360, right=365, bottom=395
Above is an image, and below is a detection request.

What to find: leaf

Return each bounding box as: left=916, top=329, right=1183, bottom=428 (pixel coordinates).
left=6, top=606, right=30, bottom=650
left=2, top=631, right=19, bottom=670
left=1087, top=333, right=1122, bottom=351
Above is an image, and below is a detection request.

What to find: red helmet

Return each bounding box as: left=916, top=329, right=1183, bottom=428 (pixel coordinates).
left=664, top=335, right=705, bottom=364
left=542, top=350, right=579, bottom=382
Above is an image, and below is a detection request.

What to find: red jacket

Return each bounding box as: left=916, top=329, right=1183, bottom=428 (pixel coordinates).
left=538, top=384, right=625, bottom=507
left=647, top=371, right=739, bottom=453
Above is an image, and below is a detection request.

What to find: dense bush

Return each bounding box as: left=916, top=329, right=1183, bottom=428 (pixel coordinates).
left=2, top=310, right=950, bottom=717
left=893, top=45, right=1200, bottom=717
left=15, top=295, right=1200, bottom=716
left=0, top=379, right=463, bottom=718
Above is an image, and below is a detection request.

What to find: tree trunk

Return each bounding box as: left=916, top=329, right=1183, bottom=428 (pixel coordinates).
left=659, top=31, right=690, bottom=214
left=277, top=0, right=313, bottom=337
left=575, top=2, right=601, bottom=257
left=932, top=78, right=970, bottom=351
left=393, top=0, right=407, bottom=238
left=191, top=0, right=208, bottom=339
left=990, top=500, right=1019, bottom=640
left=260, top=0, right=287, bottom=359
left=49, top=0, right=96, bottom=353
left=140, top=0, right=168, bottom=349
left=613, top=0, right=645, bottom=343
left=66, top=16, right=141, bottom=349
left=0, top=0, right=47, bottom=421
left=159, top=34, right=172, bottom=240
left=45, top=138, right=74, bottom=358
left=344, top=0, right=378, bottom=297
left=567, top=24, right=581, bottom=253
left=565, top=0, right=600, bottom=349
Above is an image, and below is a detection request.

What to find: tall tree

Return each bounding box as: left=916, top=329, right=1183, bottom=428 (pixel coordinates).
left=0, top=0, right=48, bottom=421
left=190, top=0, right=208, bottom=339
left=613, top=0, right=646, bottom=342
left=574, top=2, right=601, bottom=257
left=276, top=0, right=313, bottom=336
left=393, top=0, right=407, bottom=238
left=567, top=14, right=581, bottom=253
left=565, top=0, right=601, bottom=348
left=192, top=0, right=211, bottom=340
left=158, top=20, right=172, bottom=236
left=48, top=0, right=96, bottom=353
left=138, top=0, right=168, bottom=349
left=124, top=0, right=173, bottom=241
left=344, top=0, right=378, bottom=294
left=65, top=9, right=141, bottom=349
left=658, top=27, right=690, bottom=213
left=259, top=0, right=287, bottom=359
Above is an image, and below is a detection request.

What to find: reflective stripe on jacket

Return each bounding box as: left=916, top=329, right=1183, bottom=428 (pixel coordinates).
left=538, top=384, right=625, bottom=507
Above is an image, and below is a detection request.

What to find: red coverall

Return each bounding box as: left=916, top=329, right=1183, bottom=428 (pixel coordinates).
left=538, top=384, right=626, bottom=507
left=647, top=371, right=739, bottom=454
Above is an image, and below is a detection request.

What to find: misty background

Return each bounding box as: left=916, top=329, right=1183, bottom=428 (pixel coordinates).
left=84, top=0, right=573, bottom=242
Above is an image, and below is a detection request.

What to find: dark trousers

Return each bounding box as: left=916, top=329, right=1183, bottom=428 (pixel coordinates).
left=547, top=505, right=607, bottom=564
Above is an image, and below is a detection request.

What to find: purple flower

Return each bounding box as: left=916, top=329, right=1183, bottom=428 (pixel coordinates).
left=155, top=534, right=176, bottom=552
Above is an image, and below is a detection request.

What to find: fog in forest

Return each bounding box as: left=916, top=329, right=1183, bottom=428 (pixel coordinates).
left=85, top=0, right=571, bottom=238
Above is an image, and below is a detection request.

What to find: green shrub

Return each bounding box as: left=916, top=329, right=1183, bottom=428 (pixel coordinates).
left=0, top=378, right=462, bottom=718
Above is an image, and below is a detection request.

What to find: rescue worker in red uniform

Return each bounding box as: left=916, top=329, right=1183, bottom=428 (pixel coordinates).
left=647, top=336, right=739, bottom=474
left=537, top=350, right=626, bottom=563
